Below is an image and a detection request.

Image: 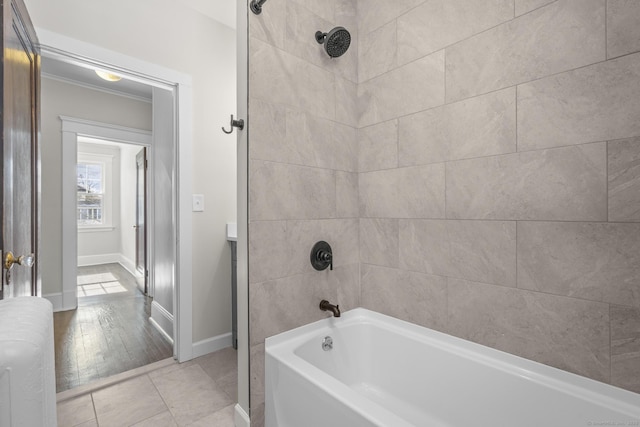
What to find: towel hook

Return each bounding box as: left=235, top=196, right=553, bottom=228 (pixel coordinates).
left=250, top=0, right=268, bottom=15
left=222, top=114, right=244, bottom=134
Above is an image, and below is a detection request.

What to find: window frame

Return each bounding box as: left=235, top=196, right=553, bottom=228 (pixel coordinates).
left=77, top=152, right=114, bottom=231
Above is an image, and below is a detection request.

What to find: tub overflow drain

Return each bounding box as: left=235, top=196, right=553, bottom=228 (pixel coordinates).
left=322, top=336, right=333, bottom=351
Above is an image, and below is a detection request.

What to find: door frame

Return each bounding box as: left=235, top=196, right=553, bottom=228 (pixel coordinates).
left=61, top=117, right=153, bottom=302
left=135, top=146, right=148, bottom=294
left=39, top=29, right=194, bottom=362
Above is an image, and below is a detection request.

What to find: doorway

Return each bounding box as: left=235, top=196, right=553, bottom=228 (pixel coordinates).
left=37, top=31, right=195, bottom=371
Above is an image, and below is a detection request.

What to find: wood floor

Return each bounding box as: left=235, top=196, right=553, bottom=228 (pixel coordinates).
left=54, top=263, right=173, bottom=392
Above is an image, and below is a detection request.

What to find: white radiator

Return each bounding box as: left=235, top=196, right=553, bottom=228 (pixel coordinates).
left=0, top=297, right=57, bottom=427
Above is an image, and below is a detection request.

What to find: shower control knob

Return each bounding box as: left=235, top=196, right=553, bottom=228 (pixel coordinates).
left=310, top=241, right=333, bottom=271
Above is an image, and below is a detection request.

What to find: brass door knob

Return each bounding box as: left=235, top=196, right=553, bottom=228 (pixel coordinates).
left=5, top=251, right=35, bottom=270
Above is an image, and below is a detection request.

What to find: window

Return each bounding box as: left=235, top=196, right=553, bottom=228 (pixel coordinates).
left=76, top=149, right=114, bottom=229
left=77, top=162, right=105, bottom=225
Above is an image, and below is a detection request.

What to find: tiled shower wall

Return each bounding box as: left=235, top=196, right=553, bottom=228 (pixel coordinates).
left=248, top=0, right=640, bottom=423
left=359, top=0, right=640, bottom=394
left=247, top=0, right=359, bottom=423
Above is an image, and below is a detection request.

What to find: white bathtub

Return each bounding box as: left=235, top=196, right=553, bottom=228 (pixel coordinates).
left=265, top=308, right=640, bottom=427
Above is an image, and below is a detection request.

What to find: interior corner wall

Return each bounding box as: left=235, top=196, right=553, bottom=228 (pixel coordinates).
left=40, top=77, right=151, bottom=300
left=246, top=0, right=640, bottom=423
left=247, top=1, right=359, bottom=424
left=26, top=0, right=237, bottom=344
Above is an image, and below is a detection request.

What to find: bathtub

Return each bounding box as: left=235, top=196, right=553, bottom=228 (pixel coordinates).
left=265, top=308, right=640, bottom=427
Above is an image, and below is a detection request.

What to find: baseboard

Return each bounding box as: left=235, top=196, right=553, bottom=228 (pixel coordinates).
left=43, top=290, right=78, bottom=313
left=42, top=293, right=62, bottom=311
left=150, top=301, right=174, bottom=342
left=77, top=253, right=120, bottom=266
left=192, top=332, right=233, bottom=359
left=117, top=254, right=138, bottom=278
left=234, top=404, right=250, bottom=427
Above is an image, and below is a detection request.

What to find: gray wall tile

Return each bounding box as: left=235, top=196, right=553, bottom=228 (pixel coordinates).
left=285, top=1, right=357, bottom=83
left=399, top=219, right=516, bottom=287
left=286, top=219, right=360, bottom=273
left=397, top=0, right=513, bottom=66
left=250, top=344, right=265, bottom=407
left=607, top=0, right=640, bottom=59
left=446, top=143, right=607, bottom=221
left=335, top=77, right=358, bottom=127
left=358, top=120, right=398, bottom=172
left=249, top=161, right=336, bottom=221
left=362, top=264, right=447, bottom=331
left=249, top=219, right=359, bottom=284
left=360, top=218, right=399, bottom=268
left=518, top=221, right=640, bottom=307
left=448, top=278, right=611, bottom=383
left=336, top=172, right=359, bottom=218
left=446, top=0, right=605, bottom=102
left=249, top=265, right=359, bottom=346
left=360, top=164, right=445, bottom=218
left=517, top=53, right=640, bottom=151
left=358, top=20, right=397, bottom=83
left=515, top=0, right=556, bottom=16
left=249, top=0, right=286, bottom=49
left=249, top=220, right=289, bottom=284
left=290, top=0, right=335, bottom=22
left=250, top=37, right=336, bottom=120
left=249, top=101, right=357, bottom=172
left=611, top=305, right=640, bottom=393
left=358, top=51, right=445, bottom=127
left=609, top=137, right=640, bottom=222
left=399, top=88, right=516, bottom=166
left=357, top=0, right=425, bottom=34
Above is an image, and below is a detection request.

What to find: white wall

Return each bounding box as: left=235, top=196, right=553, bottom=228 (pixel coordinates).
left=28, top=0, right=237, bottom=343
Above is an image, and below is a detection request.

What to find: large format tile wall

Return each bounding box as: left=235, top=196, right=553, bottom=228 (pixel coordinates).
left=248, top=0, right=359, bottom=424
left=358, top=0, right=640, bottom=393
left=248, top=0, right=640, bottom=423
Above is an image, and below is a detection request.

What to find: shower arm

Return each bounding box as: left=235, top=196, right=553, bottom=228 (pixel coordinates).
left=250, top=0, right=267, bottom=15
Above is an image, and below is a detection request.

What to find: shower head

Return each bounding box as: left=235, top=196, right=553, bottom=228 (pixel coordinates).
left=315, top=27, right=351, bottom=58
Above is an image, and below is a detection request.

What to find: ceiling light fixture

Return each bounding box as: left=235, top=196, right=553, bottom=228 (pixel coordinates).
left=95, top=70, right=122, bottom=82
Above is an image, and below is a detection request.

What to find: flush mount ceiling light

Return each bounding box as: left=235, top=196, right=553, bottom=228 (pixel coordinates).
left=95, top=70, right=122, bottom=82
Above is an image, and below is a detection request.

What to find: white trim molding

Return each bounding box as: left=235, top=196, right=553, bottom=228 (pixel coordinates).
left=192, top=333, right=233, bottom=359
left=150, top=300, right=174, bottom=343
left=234, top=404, right=250, bottom=427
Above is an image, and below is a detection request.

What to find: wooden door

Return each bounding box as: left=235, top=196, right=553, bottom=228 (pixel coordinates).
left=0, top=0, right=40, bottom=300
left=135, top=147, right=147, bottom=294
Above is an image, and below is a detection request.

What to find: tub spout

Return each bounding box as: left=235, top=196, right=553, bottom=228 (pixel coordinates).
left=320, top=300, right=341, bottom=317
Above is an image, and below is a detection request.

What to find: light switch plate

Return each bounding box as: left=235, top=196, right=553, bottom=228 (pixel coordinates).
left=192, top=194, right=205, bottom=212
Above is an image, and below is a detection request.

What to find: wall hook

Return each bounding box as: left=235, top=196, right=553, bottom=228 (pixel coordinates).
left=222, top=114, right=244, bottom=134
left=250, top=0, right=268, bottom=15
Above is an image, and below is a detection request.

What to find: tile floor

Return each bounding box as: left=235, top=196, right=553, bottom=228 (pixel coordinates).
left=56, top=347, right=238, bottom=427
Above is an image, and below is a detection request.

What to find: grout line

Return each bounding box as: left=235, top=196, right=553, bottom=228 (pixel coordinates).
left=56, top=357, right=176, bottom=403
left=90, top=393, right=98, bottom=425
left=606, top=140, right=610, bottom=222
left=605, top=0, right=608, bottom=60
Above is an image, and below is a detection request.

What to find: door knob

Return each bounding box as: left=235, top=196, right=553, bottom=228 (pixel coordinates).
left=4, top=252, right=35, bottom=286
left=5, top=251, right=35, bottom=270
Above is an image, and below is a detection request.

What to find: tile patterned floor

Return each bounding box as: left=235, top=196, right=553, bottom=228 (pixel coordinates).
left=56, top=347, right=237, bottom=427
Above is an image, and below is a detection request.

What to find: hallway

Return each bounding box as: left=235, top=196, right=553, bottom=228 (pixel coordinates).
left=54, top=264, right=173, bottom=392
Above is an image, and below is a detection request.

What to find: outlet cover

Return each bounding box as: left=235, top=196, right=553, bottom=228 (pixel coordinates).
left=192, top=194, right=205, bottom=212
